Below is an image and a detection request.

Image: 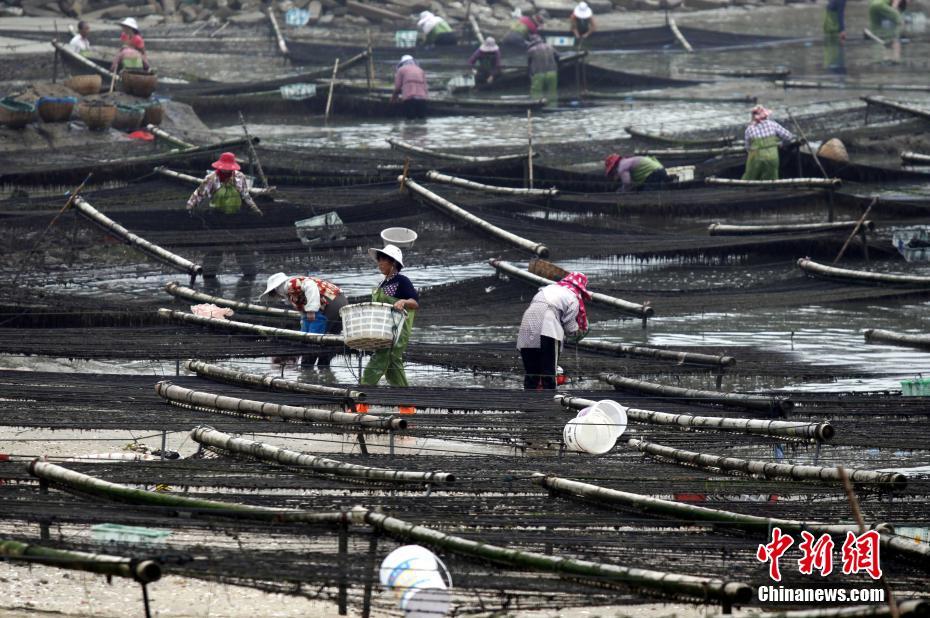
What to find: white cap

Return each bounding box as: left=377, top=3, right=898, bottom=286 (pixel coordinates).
left=119, top=17, right=140, bottom=31
left=399, top=54, right=414, bottom=64
left=573, top=2, right=592, bottom=18
left=368, top=244, right=404, bottom=269
left=417, top=10, right=433, bottom=25
left=259, top=272, right=288, bottom=301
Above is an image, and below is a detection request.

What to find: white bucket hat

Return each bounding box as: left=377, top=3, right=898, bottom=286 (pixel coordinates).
left=119, top=17, right=140, bottom=31
left=368, top=244, right=404, bottom=269
left=259, top=272, right=289, bottom=301
left=417, top=10, right=433, bottom=26
left=479, top=36, right=499, bottom=53
left=573, top=2, right=593, bottom=19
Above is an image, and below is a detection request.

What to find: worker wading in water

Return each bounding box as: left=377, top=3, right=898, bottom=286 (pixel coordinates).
left=527, top=34, right=558, bottom=107
left=741, top=105, right=795, bottom=181
left=186, top=152, right=263, bottom=280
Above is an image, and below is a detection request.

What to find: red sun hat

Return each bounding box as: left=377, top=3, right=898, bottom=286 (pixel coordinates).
left=211, top=152, right=240, bottom=171
left=604, top=153, right=623, bottom=177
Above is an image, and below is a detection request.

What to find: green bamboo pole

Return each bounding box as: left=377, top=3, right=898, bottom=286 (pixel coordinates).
left=184, top=359, right=365, bottom=400
left=599, top=373, right=793, bottom=415
left=192, top=426, right=453, bottom=484
left=28, top=461, right=356, bottom=525
left=155, top=381, right=404, bottom=430
left=0, top=539, right=161, bottom=583
left=166, top=282, right=301, bottom=319
left=554, top=395, right=832, bottom=442
left=157, top=308, right=344, bottom=345
left=356, top=506, right=753, bottom=603
left=626, top=437, right=906, bottom=489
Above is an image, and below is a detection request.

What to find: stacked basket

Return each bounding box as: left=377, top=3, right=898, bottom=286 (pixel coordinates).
left=113, top=102, right=145, bottom=131
left=0, top=98, right=36, bottom=129
left=64, top=74, right=102, bottom=96
left=37, top=96, right=77, bottom=123
left=142, top=97, right=165, bottom=126
left=78, top=100, right=117, bottom=130
left=121, top=69, right=158, bottom=98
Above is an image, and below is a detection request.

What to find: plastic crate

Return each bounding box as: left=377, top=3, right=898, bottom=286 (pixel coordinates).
left=395, top=30, right=418, bottom=48
left=295, top=211, right=346, bottom=247
left=901, top=378, right=930, bottom=397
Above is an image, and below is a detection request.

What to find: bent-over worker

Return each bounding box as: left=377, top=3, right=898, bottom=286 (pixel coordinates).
left=417, top=11, right=457, bottom=46
left=741, top=105, right=795, bottom=181
left=393, top=55, right=428, bottom=119
left=503, top=12, right=546, bottom=48
left=604, top=153, right=670, bottom=192
left=468, top=37, right=501, bottom=86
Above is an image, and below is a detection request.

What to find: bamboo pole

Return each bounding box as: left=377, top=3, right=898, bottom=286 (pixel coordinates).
left=401, top=177, right=549, bottom=257
left=704, top=176, right=841, bottom=188
left=625, top=126, right=735, bottom=147
left=238, top=112, right=269, bottom=189
left=709, top=220, right=873, bottom=236
left=73, top=198, right=202, bottom=277
left=267, top=7, right=289, bottom=56
left=146, top=124, right=196, bottom=149
left=489, top=259, right=653, bottom=319
left=833, top=199, right=875, bottom=264
left=324, top=58, right=340, bottom=121
left=192, top=426, right=450, bottom=483
left=864, top=328, right=930, bottom=350
left=901, top=151, right=930, bottom=165
left=157, top=308, right=344, bottom=345
left=366, top=30, right=373, bottom=93
left=0, top=539, right=162, bottom=583
left=156, top=381, right=405, bottom=430
left=572, top=338, right=734, bottom=368
left=599, top=373, right=793, bottom=415
left=51, top=40, right=112, bottom=79
left=667, top=17, right=693, bottom=53
left=863, top=27, right=889, bottom=46
left=786, top=110, right=830, bottom=183
left=356, top=506, right=753, bottom=603
left=527, top=109, right=534, bottom=189
left=184, top=359, right=365, bottom=400
left=862, top=96, right=930, bottom=122
left=154, top=168, right=275, bottom=196
left=798, top=258, right=930, bottom=287
left=628, top=437, right=906, bottom=488
left=425, top=171, right=557, bottom=197
left=638, top=146, right=744, bottom=157
left=28, top=460, right=355, bottom=525
left=529, top=474, right=930, bottom=566
left=707, top=600, right=927, bottom=618
left=681, top=67, right=790, bottom=79
left=468, top=14, right=483, bottom=46
left=165, top=281, right=298, bottom=318
left=386, top=138, right=529, bottom=163
left=554, top=394, right=832, bottom=441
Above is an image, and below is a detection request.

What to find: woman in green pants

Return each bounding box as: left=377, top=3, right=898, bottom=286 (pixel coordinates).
left=742, top=105, right=795, bottom=181
left=361, top=244, right=419, bottom=387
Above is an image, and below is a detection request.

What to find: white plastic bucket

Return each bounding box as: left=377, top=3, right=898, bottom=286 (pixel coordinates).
left=380, top=545, right=452, bottom=617
left=381, top=227, right=418, bottom=248
left=563, top=408, right=616, bottom=455
left=339, top=302, right=406, bottom=351
left=577, top=400, right=628, bottom=442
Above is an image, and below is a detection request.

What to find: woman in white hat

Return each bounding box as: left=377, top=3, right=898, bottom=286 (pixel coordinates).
left=260, top=272, right=348, bottom=366
left=570, top=2, right=596, bottom=48
left=360, top=244, right=419, bottom=387
left=417, top=10, right=457, bottom=46
left=467, top=36, right=501, bottom=86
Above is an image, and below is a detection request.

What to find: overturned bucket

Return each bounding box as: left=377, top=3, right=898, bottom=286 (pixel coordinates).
left=380, top=544, right=452, bottom=617
left=577, top=400, right=628, bottom=443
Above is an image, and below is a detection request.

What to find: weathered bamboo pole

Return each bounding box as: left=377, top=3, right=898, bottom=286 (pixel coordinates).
left=625, top=126, right=735, bottom=147
left=355, top=506, right=752, bottom=603
left=682, top=67, right=789, bottom=79
left=51, top=40, right=113, bottom=79
left=709, top=221, right=873, bottom=236
left=637, top=146, right=744, bottom=157
left=862, top=96, right=930, bottom=121
left=527, top=109, right=534, bottom=189
left=402, top=177, right=549, bottom=256
left=238, top=111, right=269, bottom=188
left=157, top=308, right=344, bottom=345
left=425, top=171, right=558, bottom=197
left=74, top=198, right=202, bottom=277
left=707, top=600, right=927, bottom=618
left=28, top=460, right=354, bottom=524
left=469, top=14, right=484, bottom=46
left=573, top=338, right=734, bottom=367
left=324, top=58, right=340, bottom=121
left=192, top=426, right=450, bottom=483
left=154, top=168, right=276, bottom=196
left=833, top=200, right=875, bottom=264
left=554, top=395, right=832, bottom=441
left=0, top=539, right=162, bottom=583
left=901, top=151, right=930, bottom=165
left=184, top=359, right=365, bottom=400
left=863, top=27, right=889, bottom=46
left=599, top=373, right=793, bottom=415
left=155, top=381, right=406, bottom=430
left=627, top=437, right=906, bottom=488
left=864, top=328, right=930, bottom=351
left=777, top=79, right=930, bottom=92
left=267, top=7, right=289, bottom=56
left=704, top=176, right=841, bottom=188
left=667, top=17, right=693, bottom=53
left=798, top=258, right=930, bottom=287
left=386, top=138, right=529, bottom=163
left=166, top=281, right=299, bottom=318
left=147, top=125, right=196, bottom=149
left=489, top=259, right=653, bottom=319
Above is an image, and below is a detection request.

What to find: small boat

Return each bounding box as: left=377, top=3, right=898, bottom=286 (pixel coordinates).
left=538, top=24, right=791, bottom=51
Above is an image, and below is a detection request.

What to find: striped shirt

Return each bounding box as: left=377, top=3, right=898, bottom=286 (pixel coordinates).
left=744, top=119, right=794, bottom=151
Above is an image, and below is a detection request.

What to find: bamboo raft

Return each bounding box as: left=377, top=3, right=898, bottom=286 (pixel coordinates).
left=708, top=220, right=873, bottom=236
left=864, top=328, right=930, bottom=351
left=797, top=259, right=930, bottom=288
left=425, top=171, right=558, bottom=198
left=705, top=176, right=842, bottom=189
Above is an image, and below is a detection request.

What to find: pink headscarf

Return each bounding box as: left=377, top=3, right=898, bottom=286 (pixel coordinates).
left=557, top=272, right=591, bottom=331
left=751, top=105, right=772, bottom=124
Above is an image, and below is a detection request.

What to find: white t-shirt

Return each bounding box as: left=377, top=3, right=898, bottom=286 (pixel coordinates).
left=68, top=34, right=90, bottom=54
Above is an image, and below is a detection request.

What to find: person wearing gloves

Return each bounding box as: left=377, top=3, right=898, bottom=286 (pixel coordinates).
left=468, top=37, right=501, bottom=86
left=260, top=272, right=348, bottom=367
left=741, top=105, right=795, bottom=181
left=393, top=55, right=429, bottom=119
left=417, top=11, right=457, bottom=46
left=185, top=152, right=263, bottom=279
left=604, top=153, right=670, bottom=192
left=360, top=245, right=419, bottom=388
left=517, top=272, right=591, bottom=390
left=570, top=2, right=596, bottom=49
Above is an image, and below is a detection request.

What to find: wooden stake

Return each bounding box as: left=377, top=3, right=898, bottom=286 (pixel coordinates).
left=833, top=198, right=876, bottom=264
left=52, top=21, right=59, bottom=83
left=527, top=109, right=534, bottom=189
left=468, top=14, right=483, bottom=46
left=108, top=71, right=117, bottom=93
left=366, top=30, right=373, bottom=93
left=325, top=58, right=340, bottom=122
left=787, top=110, right=829, bottom=180
left=400, top=157, right=409, bottom=192
left=267, top=8, right=289, bottom=57
left=668, top=17, right=693, bottom=53
left=238, top=112, right=268, bottom=188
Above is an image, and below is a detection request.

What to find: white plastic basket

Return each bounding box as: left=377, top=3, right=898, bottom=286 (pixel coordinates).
left=380, top=227, right=418, bottom=248
left=340, top=302, right=406, bottom=351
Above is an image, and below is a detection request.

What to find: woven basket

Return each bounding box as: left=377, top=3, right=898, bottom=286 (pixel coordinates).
left=37, top=96, right=77, bottom=123
left=528, top=258, right=568, bottom=281
left=78, top=101, right=117, bottom=130
left=142, top=101, right=164, bottom=126
left=818, top=138, right=849, bottom=163
left=120, top=69, right=158, bottom=98
left=113, top=104, right=145, bottom=131
left=339, top=302, right=406, bottom=351
left=64, top=74, right=102, bottom=96
left=0, top=98, right=36, bottom=129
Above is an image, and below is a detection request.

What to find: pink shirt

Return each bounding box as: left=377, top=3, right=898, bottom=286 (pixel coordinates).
left=394, top=63, right=428, bottom=101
